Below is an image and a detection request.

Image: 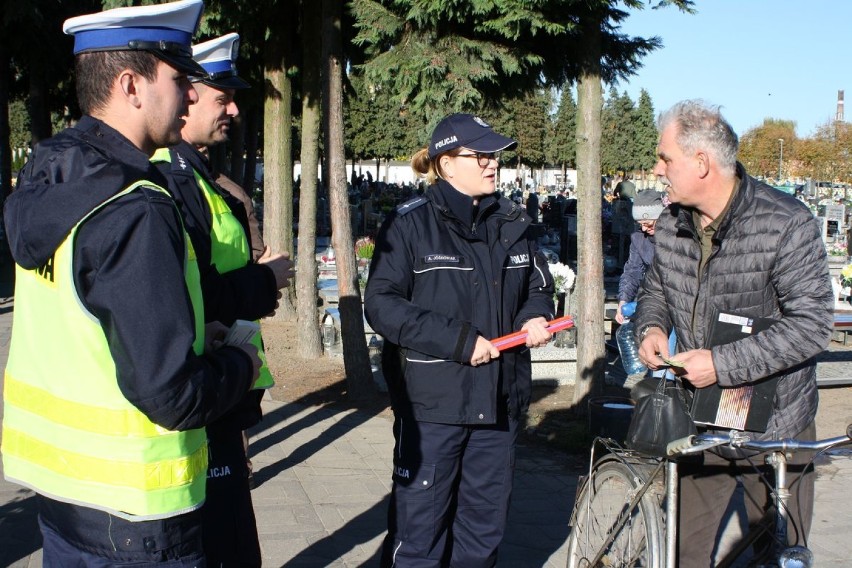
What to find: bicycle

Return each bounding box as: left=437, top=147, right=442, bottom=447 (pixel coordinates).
left=565, top=426, right=852, bottom=568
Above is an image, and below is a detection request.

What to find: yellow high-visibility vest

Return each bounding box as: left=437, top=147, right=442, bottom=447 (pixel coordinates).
left=152, top=148, right=273, bottom=389
left=2, top=181, right=208, bottom=520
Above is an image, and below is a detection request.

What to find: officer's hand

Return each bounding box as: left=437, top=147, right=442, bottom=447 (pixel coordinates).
left=204, top=321, right=230, bottom=354
left=521, top=317, right=551, bottom=348
left=234, top=343, right=262, bottom=384
left=637, top=327, right=669, bottom=370
left=470, top=336, right=501, bottom=367
left=263, top=291, right=283, bottom=319
left=258, top=246, right=295, bottom=290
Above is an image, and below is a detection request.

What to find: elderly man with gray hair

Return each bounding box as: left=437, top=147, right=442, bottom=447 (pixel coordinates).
left=615, top=190, right=665, bottom=325
left=633, top=100, right=833, bottom=566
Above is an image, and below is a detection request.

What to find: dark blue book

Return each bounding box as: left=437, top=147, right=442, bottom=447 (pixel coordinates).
left=690, top=311, right=780, bottom=432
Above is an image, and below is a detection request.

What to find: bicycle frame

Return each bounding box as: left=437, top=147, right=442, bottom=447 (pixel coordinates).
left=571, top=430, right=852, bottom=568
left=664, top=460, right=677, bottom=568
left=667, top=430, right=852, bottom=567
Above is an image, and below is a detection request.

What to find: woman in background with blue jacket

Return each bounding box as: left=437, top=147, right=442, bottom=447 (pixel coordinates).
left=364, top=114, right=555, bottom=568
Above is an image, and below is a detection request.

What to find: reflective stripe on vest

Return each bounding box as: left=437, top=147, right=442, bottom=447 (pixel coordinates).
left=152, top=148, right=273, bottom=389
left=1, top=180, right=207, bottom=520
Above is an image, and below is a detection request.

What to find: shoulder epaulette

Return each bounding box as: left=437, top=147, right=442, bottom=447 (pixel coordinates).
left=396, top=196, right=428, bottom=215
left=169, top=150, right=194, bottom=175
left=151, top=148, right=194, bottom=177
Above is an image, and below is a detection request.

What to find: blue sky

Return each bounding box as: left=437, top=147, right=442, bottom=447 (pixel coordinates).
left=616, top=0, right=848, bottom=138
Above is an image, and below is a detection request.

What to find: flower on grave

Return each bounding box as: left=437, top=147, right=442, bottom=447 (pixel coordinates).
left=550, top=262, right=576, bottom=297
left=355, top=236, right=375, bottom=260
left=827, top=238, right=848, bottom=257
left=841, top=264, right=852, bottom=289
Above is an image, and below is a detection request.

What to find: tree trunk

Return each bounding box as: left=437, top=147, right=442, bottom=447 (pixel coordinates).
left=0, top=44, right=13, bottom=288
left=28, top=60, right=51, bottom=144
left=295, top=0, right=323, bottom=358
left=228, top=113, right=245, bottom=182
left=242, top=107, right=260, bottom=197
left=207, top=143, right=226, bottom=174
left=262, top=7, right=296, bottom=319
left=572, top=22, right=606, bottom=410
left=0, top=43, right=11, bottom=201
left=323, top=0, right=374, bottom=399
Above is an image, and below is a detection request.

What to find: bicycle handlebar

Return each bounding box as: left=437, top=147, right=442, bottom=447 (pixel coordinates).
left=667, top=425, right=852, bottom=457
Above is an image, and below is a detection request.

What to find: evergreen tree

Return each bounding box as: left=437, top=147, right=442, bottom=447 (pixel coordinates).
left=511, top=89, right=550, bottom=169
left=345, top=74, right=423, bottom=177
left=350, top=0, right=559, bottom=125
left=549, top=86, right=577, bottom=172
left=350, top=0, right=696, bottom=405
left=601, top=88, right=637, bottom=174
left=633, top=88, right=658, bottom=183
left=600, top=85, right=621, bottom=175
left=614, top=90, right=636, bottom=171
left=550, top=0, right=694, bottom=407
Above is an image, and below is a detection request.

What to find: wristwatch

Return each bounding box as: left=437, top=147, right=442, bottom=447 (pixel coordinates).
left=638, top=325, right=661, bottom=341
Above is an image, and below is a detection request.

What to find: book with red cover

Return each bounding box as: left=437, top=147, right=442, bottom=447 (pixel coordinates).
left=689, top=311, right=779, bottom=432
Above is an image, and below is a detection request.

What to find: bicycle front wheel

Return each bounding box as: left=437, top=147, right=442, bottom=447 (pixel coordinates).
left=566, top=458, right=664, bottom=568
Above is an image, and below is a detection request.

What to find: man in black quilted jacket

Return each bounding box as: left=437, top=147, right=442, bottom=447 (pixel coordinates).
left=634, top=99, right=833, bottom=567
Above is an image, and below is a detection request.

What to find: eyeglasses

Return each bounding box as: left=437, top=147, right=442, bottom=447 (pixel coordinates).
left=455, top=151, right=502, bottom=168
left=638, top=220, right=656, bottom=229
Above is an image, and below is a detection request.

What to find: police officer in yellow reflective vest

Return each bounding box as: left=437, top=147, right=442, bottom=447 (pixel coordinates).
left=151, top=33, right=295, bottom=567
left=1, top=1, right=261, bottom=565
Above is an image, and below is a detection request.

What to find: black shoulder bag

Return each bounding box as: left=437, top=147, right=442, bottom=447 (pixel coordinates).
left=626, top=378, right=697, bottom=457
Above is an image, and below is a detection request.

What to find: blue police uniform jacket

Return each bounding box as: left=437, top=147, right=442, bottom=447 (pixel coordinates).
left=364, top=180, right=555, bottom=425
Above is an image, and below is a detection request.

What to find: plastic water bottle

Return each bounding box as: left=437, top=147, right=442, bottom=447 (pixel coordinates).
left=616, top=302, right=647, bottom=375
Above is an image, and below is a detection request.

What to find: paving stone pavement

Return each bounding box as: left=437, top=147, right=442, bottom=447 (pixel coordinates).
left=2, top=301, right=852, bottom=567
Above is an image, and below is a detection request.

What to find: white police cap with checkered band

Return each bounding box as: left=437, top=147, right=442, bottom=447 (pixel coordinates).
left=192, top=33, right=250, bottom=90
left=62, top=0, right=205, bottom=76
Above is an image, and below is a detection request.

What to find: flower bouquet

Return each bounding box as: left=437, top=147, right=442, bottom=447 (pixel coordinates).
left=841, top=263, right=852, bottom=296
left=355, top=236, right=375, bottom=260
left=826, top=238, right=848, bottom=258
left=550, top=262, right=576, bottom=296
left=549, top=262, right=576, bottom=344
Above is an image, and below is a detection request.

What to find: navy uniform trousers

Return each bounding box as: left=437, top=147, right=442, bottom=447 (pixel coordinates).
left=202, top=424, right=261, bottom=567
left=38, top=496, right=205, bottom=567
left=381, top=408, right=518, bottom=568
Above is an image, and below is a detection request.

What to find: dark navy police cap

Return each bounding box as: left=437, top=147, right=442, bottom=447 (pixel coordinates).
left=62, top=0, right=205, bottom=76
left=192, top=33, right=250, bottom=90
left=428, top=113, right=517, bottom=159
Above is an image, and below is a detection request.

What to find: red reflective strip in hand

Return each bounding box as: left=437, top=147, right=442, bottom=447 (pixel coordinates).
left=491, top=316, right=575, bottom=351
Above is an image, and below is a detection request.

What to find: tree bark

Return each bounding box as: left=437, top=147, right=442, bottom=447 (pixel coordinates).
left=0, top=43, right=14, bottom=286
left=0, top=43, right=11, bottom=201
left=28, top=60, right=51, bottom=144
left=228, top=113, right=245, bottom=182
left=572, top=21, right=606, bottom=410
left=262, top=5, right=296, bottom=319
left=323, top=0, right=374, bottom=399
left=242, top=107, right=260, bottom=196
left=295, top=0, right=323, bottom=358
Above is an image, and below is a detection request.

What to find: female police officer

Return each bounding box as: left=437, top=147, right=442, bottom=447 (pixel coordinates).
left=364, top=114, right=555, bottom=568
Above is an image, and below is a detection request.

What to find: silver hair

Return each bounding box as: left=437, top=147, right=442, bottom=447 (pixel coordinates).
left=658, top=100, right=738, bottom=176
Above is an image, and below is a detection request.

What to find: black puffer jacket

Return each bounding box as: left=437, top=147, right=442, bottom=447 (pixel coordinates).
left=634, top=164, right=833, bottom=449
left=364, top=181, right=555, bottom=425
